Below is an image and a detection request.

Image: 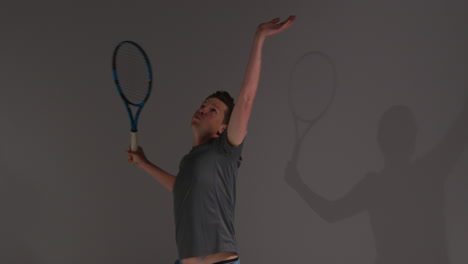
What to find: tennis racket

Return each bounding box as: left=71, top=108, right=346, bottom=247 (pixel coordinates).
left=112, top=40, right=153, bottom=155
left=287, top=51, right=338, bottom=163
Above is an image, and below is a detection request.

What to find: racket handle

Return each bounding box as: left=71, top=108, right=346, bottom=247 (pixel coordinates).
left=130, top=131, right=138, bottom=152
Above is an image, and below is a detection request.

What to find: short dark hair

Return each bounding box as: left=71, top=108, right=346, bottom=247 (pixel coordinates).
left=205, top=90, right=235, bottom=125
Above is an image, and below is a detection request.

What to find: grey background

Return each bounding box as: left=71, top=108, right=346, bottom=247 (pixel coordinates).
left=1, top=0, right=467, bottom=263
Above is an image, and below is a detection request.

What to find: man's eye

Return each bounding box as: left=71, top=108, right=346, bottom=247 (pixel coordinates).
left=211, top=109, right=217, bottom=113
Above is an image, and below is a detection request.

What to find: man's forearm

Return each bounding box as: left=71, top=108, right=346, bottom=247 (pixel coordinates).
left=139, top=161, right=176, bottom=192
left=238, top=34, right=265, bottom=104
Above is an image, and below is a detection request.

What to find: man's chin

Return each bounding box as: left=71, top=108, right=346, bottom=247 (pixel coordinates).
left=190, top=121, right=202, bottom=130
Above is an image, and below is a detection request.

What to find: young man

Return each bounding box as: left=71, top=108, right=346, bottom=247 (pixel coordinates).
left=126, top=16, right=296, bottom=264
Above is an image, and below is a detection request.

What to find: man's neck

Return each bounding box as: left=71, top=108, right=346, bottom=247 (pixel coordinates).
left=192, top=132, right=219, bottom=147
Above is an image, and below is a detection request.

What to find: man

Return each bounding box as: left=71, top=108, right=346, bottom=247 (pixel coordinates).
left=126, top=15, right=296, bottom=264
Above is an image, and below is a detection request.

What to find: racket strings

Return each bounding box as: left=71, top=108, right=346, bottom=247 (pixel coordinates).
left=115, top=44, right=151, bottom=104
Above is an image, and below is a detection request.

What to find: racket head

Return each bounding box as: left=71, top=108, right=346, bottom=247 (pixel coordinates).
left=288, top=51, right=337, bottom=125
left=112, top=40, right=153, bottom=106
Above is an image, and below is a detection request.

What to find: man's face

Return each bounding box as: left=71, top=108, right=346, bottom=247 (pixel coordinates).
left=191, top=97, right=228, bottom=135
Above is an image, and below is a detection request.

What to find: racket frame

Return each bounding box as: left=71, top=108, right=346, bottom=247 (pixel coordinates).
left=112, top=40, right=153, bottom=152
left=287, top=51, right=338, bottom=162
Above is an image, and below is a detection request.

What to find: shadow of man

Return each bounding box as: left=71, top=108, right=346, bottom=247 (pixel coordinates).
left=285, top=93, right=468, bottom=264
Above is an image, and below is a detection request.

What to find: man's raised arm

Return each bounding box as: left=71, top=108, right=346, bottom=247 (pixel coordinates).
left=227, top=16, right=296, bottom=146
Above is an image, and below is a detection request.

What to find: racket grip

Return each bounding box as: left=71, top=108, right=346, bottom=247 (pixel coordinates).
left=130, top=131, right=138, bottom=152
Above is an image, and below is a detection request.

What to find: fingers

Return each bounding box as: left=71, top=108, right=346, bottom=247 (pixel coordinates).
left=280, top=16, right=295, bottom=28
left=126, top=145, right=143, bottom=153
left=125, top=147, right=134, bottom=156
left=125, top=149, right=133, bottom=163
left=125, top=145, right=145, bottom=164
left=271, top=17, right=280, bottom=23
left=272, top=15, right=296, bottom=24
left=258, top=15, right=295, bottom=38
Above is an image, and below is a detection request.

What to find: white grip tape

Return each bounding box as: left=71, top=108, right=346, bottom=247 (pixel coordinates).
left=130, top=131, right=138, bottom=152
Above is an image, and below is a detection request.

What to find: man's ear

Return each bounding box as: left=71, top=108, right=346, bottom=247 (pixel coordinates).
left=217, top=125, right=227, bottom=135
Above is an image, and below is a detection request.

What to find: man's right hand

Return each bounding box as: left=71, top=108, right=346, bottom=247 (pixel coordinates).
left=126, top=146, right=149, bottom=167
left=125, top=146, right=176, bottom=192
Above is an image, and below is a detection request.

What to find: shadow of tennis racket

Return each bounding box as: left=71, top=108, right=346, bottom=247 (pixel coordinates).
left=285, top=51, right=338, bottom=188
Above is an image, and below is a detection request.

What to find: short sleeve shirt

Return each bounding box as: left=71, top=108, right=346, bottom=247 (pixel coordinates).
left=173, top=130, right=244, bottom=259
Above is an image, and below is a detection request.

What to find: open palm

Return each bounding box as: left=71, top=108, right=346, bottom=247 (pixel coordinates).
left=256, top=15, right=296, bottom=38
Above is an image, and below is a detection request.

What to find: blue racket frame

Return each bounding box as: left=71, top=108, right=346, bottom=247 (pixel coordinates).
left=112, top=40, right=153, bottom=132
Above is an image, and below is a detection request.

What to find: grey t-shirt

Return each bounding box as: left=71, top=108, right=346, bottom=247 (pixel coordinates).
left=173, top=130, right=244, bottom=259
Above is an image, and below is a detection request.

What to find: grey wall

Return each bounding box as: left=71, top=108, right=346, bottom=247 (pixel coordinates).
left=1, top=0, right=467, bottom=263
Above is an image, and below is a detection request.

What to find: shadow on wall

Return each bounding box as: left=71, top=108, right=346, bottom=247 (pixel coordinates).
left=284, top=52, right=468, bottom=264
